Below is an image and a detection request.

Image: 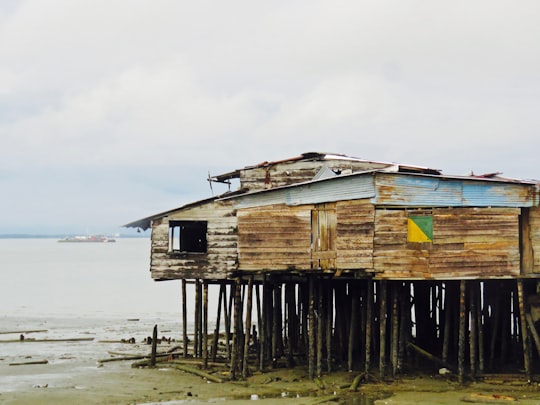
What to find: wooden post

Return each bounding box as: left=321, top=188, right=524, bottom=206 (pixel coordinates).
left=317, top=279, right=324, bottom=377
left=365, top=279, right=373, bottom=375
left=477, top=281, right=485, bottom=373
left=442, top=282, right=452, bottom=364
left=458, top=280, right=466, bottom=385
left=194, top=279, right=200, bottom=357
left=255, top=283, right=263, bottom=370
left=242, top=276, right=253, bottom=379
left=379, top=280, right=387, bottom=380
left=203, top=281, right=209, bottom=369
left=286, top=282, right=296, bottom=368
left=348, top=282, right=358, bottom=372
left=150, top=324, right=158, bottom=367
left=182, top=279, right=188, bottom=358
left=488, top=282, right=500, bottom=371
left=517, top=279, right=531, bottom=381
left=308, top=276, right=316, bottom=379
left=211, top=282, right=224, bottom=362
left=391, top=283, right=399, bottom=377
left=469, top=281, right=478, bottom=377
left=326, top=282, right=333, bottom=373
left=224, top=283, right=232, bottom=361
left=230, top=279, right=242, bottom=380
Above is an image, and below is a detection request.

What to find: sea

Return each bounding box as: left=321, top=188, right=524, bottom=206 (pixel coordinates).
left=0, top=237, right=200, bottom=393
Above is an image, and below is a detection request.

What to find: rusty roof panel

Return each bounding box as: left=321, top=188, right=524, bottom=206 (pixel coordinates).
left=462, top=181, right=536, bottom=207
left=374, top=174, right=463, bottom=206
left=233, top=174, right=376, bottom=209
left=374, top=172, right=537, bottom=207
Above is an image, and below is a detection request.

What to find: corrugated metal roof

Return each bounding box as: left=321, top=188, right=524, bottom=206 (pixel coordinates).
left=210, top=151, right=441, bottom=182
left=223, top=170, right=540, bottom=209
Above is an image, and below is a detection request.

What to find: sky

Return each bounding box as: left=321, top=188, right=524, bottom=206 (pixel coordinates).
left=2, top=0, right=540, bottom=235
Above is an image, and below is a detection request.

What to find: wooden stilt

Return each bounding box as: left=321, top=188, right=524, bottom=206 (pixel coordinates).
left=286, top=282, right=296, bottom=368
left=348, top=282, right=358, bottom=372
left=477, top=282, right=485, bottom=373
left=442, top=282, right=453, bottom=364
left=255, top=283, right=263, bottom=370
left=365, top=279, right=373, bottom=375
left=326, top=283, right=333, bottom=373
left=224, top=283, right=232, bottom=361
left=308, top=276, right=316, bottom=379
left=211, top=283, right=224, bottom=362
left=391, top=283, right=399, bottom=377
left=317, top=279, right=324, bottom=377
left=379, top=280, right=387, bottom=380
left=469, top=281, right=477, bottom=377
left=458, top=279, right=466, bottom=385
left=182, top=279, right=188, bottom=358
left=230, top=279, right=242, bottom=380
left=517, top=279, right=531, bottom=381
left=398, top=282, right=410, bottom=373
left=271, top=283, right=278, bottom=367
left=242, top=276, right=253, bottom=379
left=488, top=282, right=500, bottom=371
left=194, top=279, right=200, bottom=357
left=203, top=281, right=209, bottom=369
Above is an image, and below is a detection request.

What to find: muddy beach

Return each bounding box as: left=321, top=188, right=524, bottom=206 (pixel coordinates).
left=3, top=357, right=540, bottom=405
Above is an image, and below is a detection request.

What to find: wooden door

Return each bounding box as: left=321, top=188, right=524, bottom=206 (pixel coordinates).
left=311, top=203, right=336, bottom=270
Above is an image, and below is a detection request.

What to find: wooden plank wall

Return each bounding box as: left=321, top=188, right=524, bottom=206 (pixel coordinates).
left=528, top=206, right=540, bottom=273
left=239, top=160, right=388, bottom=192
left=150, top=200, right=237, bottom=280
left=374, top=207, right=521, bottom=279
left=335, top=199, right=375, bottom=270
left=237, top=204, right=313, bottom=271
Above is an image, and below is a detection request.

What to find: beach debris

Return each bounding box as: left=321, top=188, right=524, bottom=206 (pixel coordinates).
left=171, top=364, right=225, bottom=383
left=9, top=359, right=49, bottom=366
left=250, top=394, right=259, bottom=400
left=0, top=329, right=48, bottom=335
left=349, top=372, right=366, bottom=392
left=0, top=337, right=94, bottom=343
left=32, top=384, right=48, bottom=389
left=461, top=393, right=517, bottom=403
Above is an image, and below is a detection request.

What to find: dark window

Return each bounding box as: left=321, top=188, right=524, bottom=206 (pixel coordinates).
left=169, top=221, right=207, bottom=253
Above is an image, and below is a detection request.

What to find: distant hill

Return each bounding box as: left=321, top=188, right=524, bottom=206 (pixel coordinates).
left=0, top=234, right=149, bottom=239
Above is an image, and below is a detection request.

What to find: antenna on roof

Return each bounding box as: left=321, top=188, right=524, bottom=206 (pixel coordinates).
left=207, top=171, right=214, bottom=196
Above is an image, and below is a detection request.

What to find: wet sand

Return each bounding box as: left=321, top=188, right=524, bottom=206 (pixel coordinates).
left=2, top=360, right=540, bottom=405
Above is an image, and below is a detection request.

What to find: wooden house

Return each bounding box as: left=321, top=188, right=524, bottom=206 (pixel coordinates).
left=126, top=152, right=540, bottom=382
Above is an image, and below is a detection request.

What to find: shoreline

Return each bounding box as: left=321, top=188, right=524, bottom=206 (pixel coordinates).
left=3, top=358, right=540, bottom=405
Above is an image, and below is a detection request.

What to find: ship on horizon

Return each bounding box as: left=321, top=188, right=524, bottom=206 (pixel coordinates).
left=57, top=235, right=116, bottom=243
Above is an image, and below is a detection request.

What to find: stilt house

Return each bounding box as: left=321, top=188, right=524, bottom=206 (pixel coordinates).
left=125, top=152, right=540, bottom=382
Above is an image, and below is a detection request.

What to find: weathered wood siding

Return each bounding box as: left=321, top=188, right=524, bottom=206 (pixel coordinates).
left=528, top=206, right=540, bottom=273
left=374, top=207, right=520, bottom=279
left=335, top=199, right=375, bottom=270
left=237, top=204, right=313, bottom=271
left=150, top=200, right=237, bottom=280
left=239, top=160, right=388, bottom=192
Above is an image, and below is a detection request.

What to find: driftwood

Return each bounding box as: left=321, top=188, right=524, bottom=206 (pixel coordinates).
left=461, top=393, right=517, bottom=403
left=0, top=337, right=94, bottom=343
left=349, top=373, right=366, bottom=392
left=98, top=353, right=171, bottom=364
left=9, top=360, right=48, bottom=366
left=170, top=363, right=225, bottom=383
left=0, top=329, right=47, bottom=335
left=408, top=342, right=456, bottom=373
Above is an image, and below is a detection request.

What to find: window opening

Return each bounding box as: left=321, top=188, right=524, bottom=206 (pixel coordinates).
left=169, top=221, right=207, bottom=253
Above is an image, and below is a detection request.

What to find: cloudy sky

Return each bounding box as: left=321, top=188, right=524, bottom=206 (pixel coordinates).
left=2, top=0, right=540, bottom=235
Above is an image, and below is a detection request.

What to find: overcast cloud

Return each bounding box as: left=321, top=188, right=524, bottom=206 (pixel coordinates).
left=2, top=0, right=540, bottom=234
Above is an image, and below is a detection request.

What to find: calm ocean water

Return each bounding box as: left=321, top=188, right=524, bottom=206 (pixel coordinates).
left=0, top=238, right=197, bottom=392
left=0, top=238, right=182, bottom=318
